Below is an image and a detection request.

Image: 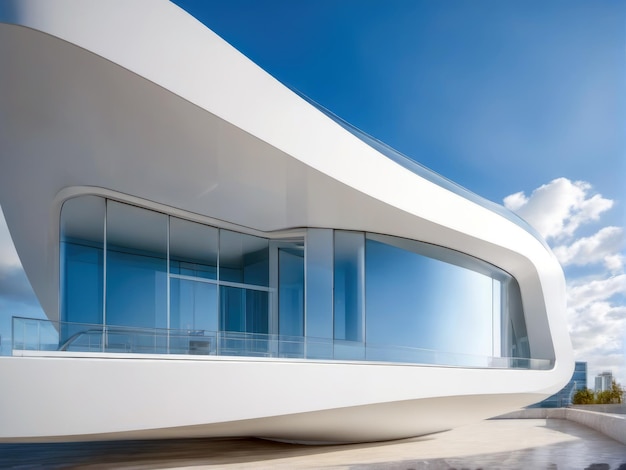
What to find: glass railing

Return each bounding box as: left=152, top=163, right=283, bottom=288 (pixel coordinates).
left=8, top=316, right=553, bottom=370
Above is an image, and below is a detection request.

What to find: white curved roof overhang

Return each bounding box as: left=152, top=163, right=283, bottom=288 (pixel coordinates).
left=0, top=0, right=572, bottom=388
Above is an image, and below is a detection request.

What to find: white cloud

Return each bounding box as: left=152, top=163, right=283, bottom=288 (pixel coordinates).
left=552, top=226, right=625, bottom=272
left=604, top=254, right=626, bottom=275
left=502, top=191, right=527, bottom=212
left=505, top=178, right=626, bottom=387
left=567, top=296, right=626, bottom=387
left=566, top=275, right=626, bottom=313
left=503, top=177, right=613, bottom=241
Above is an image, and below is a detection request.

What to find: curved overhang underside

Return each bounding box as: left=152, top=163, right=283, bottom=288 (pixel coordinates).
left=0, top=355, right=553, bottom=443
left=4, top=394, right=544, bottom=444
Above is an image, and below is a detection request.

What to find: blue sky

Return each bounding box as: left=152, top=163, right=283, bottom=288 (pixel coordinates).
left=1, top=1, right=624, bottom=386
left=172, top=0, right=624, bottom=216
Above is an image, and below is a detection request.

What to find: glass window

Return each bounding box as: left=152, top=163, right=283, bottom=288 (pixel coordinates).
left=501, top=277, right=529, bottom=358
left=220, top=286, right=268, bottom=334
left=219, top=229, right=269, bottom=286
left=106, top=201, right=167, bottom=328
left=60, top=196, right=104, bottom=329
left=334, top=231, right=364, bottom=343
left=492, top=279, right=502, bottom=357
left=169, top=217, right=217, bottom=279
left=59, top=195, right=532, bottom=365
left=365, top=234, right=495, bottom=360
left=170, top=278, right=217, bottom=332
left=305, top=229, right=333, bottom=338
left=305, top=229, right=334, bottom=359
left=278, top=248, right=304, bottom=337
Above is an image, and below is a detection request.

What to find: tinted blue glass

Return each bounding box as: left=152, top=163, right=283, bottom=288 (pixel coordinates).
left=220, top=285, right=244, bottom=332
left=220, top=286, right=268, bottom=334
left=278, top=248, right=304, bottom=336
left=246, top=289, right=269, bottom=334
left=106, top=201, right=167, bottom=328
left=61, top=243, right=103, bottom=323
left=572, top=362, right=587, bottom=390
left=502, top=278, right=529, bottom=358
left=365, top=235, right=493, bottom=358
left=334, top=231, right=364, bottom=343
left=305, top=229, right=333, bottom=339
left=169, top=217, right=218, bottom=279
left=219, top=230, right=269, bottom=286
left=305, top=229, right=333, bottom=359
left=170, top=278, right=217, bottom=332
left=60, top=196, right=104, bottom=334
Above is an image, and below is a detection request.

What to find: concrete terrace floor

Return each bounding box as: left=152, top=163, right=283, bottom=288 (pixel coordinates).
left=1, top=419, right=625, bottom=469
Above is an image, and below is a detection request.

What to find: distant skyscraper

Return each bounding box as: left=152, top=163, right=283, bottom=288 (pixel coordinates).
left=595, top=371, right=613, bottom=392
left=530, top=362, right=587, bottom=408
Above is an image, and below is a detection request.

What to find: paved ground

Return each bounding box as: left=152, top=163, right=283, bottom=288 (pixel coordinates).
left=1, top=419, right=625, bottom=469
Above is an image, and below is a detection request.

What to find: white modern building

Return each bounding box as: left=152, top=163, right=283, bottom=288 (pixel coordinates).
left=0, top=0, right=573, bottom=444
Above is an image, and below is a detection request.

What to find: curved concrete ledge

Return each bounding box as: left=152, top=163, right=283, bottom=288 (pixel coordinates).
left=571, top=404, right=626, bottom=415
left=496, top=408, right=626, bottom=445
left=565, top=409, right=626, bottom=446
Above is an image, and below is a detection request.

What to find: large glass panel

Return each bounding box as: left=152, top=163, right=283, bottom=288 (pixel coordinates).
left=278, top=247, right=304, bottom=358
left=334, top=231, right=364, bottom=346
left=170, top=278, right=217, bottom=355
left=492, top=279, right=502, bottom=357
left=501, top=277, right=529, bottom=359
left=278, top=248, right=304, bottom=336
left=305, top=229, right=333, bottom=337
left=219, top=229, right=269, bottom=286
left=305, top=228, right=333, bottom=358
left=106, top=201, right=167, bottom=328
left=169, top=217, right=218, bottom=279
left=365, top=234, right=494, bottom=360
left=60, top=196, right=104, bottom=332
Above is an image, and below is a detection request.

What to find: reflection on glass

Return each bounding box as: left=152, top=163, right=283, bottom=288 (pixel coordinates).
left=106, top=201, right=167, bottom=328
left=278, top=247, right=304, bottom=358
left=60, top=196, right=105, bottom=339
left=334, top=231, right=364, bottom=344
left=492, top=279, right=502, bottom=357
left=305, top=228, right=333, bottom=335
left=220, top=286, right=268, bottom=334
left=305, top=229, right=334, bottom=359
left=219, top=229, right=269, bottom=286
left=279, top=248, right=304, bottom=336
left=57, top=195, right=535, bottom=366
left=170, top=278, right=217, bottom=332
left=170, top=217, right=217, bottom=279
left=502, top=278, right=529, bottom=358
left=365, top=235, right=494, bottom=357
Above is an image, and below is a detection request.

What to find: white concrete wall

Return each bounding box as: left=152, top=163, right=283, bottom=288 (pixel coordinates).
left=496, top=408, right=626, bottom=445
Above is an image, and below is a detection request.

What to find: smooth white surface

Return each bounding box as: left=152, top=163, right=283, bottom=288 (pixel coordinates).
left=0, top=0, right=574, bottom=442
left=498, top=408, right=626, bottom=445
left=0, top=355, right=549, bottom=442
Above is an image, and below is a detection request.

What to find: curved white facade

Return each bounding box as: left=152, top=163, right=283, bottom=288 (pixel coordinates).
left=0, top=0, right=573, bottom=443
